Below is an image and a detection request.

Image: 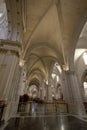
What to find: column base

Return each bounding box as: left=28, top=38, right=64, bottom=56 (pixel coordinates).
left=68, top=103, right=86, bottom=115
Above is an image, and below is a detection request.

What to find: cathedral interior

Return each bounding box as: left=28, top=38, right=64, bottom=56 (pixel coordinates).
left=0, top=0, right=87, bottom=130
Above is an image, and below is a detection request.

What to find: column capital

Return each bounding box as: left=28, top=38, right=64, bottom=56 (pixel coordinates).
left=0, top=40, right=21, bottom=57
left=0, top=40, right=21, bottom=47
left=65, top=70, right=75, bottom=75
left=0, top=48, right=19, bottom=57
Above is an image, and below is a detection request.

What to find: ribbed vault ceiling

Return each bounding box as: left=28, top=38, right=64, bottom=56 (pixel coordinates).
left=0, top=0, right=87, bottom=87
left=24, top=0, right=87, bottom=85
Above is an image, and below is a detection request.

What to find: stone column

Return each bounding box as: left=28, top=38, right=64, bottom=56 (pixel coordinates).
left=0, top=52, right=19, bottom=99
left=63, top=70, right=86, bottom=115
left=18, top=67, right=26, bottom=95
left=46, top=84, right=49, bottom=100
left=39, top=88, right=42, bottom=99
left=41, top=81, right=45, bottom=99
left=0, top=42, right=21, bottom=121
left=7, top=64, right=21, bottom=118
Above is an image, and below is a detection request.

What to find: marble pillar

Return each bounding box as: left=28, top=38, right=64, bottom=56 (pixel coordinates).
left=0, top=43, right=21, bottom=121
left=63, top=70, right=86, bottom=115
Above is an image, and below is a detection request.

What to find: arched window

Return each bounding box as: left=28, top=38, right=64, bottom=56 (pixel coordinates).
left=0, top=0, right=6, bottom=20
left=0, top=0, right=7, bottom=39
left=83, top=75, right=87, bottom=97
left=28, top=85, right=38, bottom=98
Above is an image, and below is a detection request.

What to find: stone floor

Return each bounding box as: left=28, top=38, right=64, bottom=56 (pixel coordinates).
left=1, top=115, right=87, bottom=130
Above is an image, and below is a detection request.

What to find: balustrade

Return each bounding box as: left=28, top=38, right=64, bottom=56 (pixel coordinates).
left=17, top=100, right=68, bottom=115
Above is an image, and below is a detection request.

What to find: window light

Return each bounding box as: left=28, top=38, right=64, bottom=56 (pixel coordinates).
left=0, top=13, right=3, bottom=17
left=57, top=75, right=59, bottom=82
left=52, top=73, right=56, bottom=79
left=55, top=63, right=62, bottom=73
left=45, top=80, right=48, bottom=85
left=83, top=52, right=87, bottom=65
left=83, top=82, right=87, bottom=89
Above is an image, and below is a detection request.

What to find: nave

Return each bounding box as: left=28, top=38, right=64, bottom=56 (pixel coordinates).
left=0, top=0, right=87, bottom=129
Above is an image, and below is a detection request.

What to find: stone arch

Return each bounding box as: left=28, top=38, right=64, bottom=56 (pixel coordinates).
left=67, top=10, right=87, bottom=70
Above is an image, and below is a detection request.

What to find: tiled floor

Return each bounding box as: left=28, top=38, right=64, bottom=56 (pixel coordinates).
left=2, top=115, right=87, bottom=130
